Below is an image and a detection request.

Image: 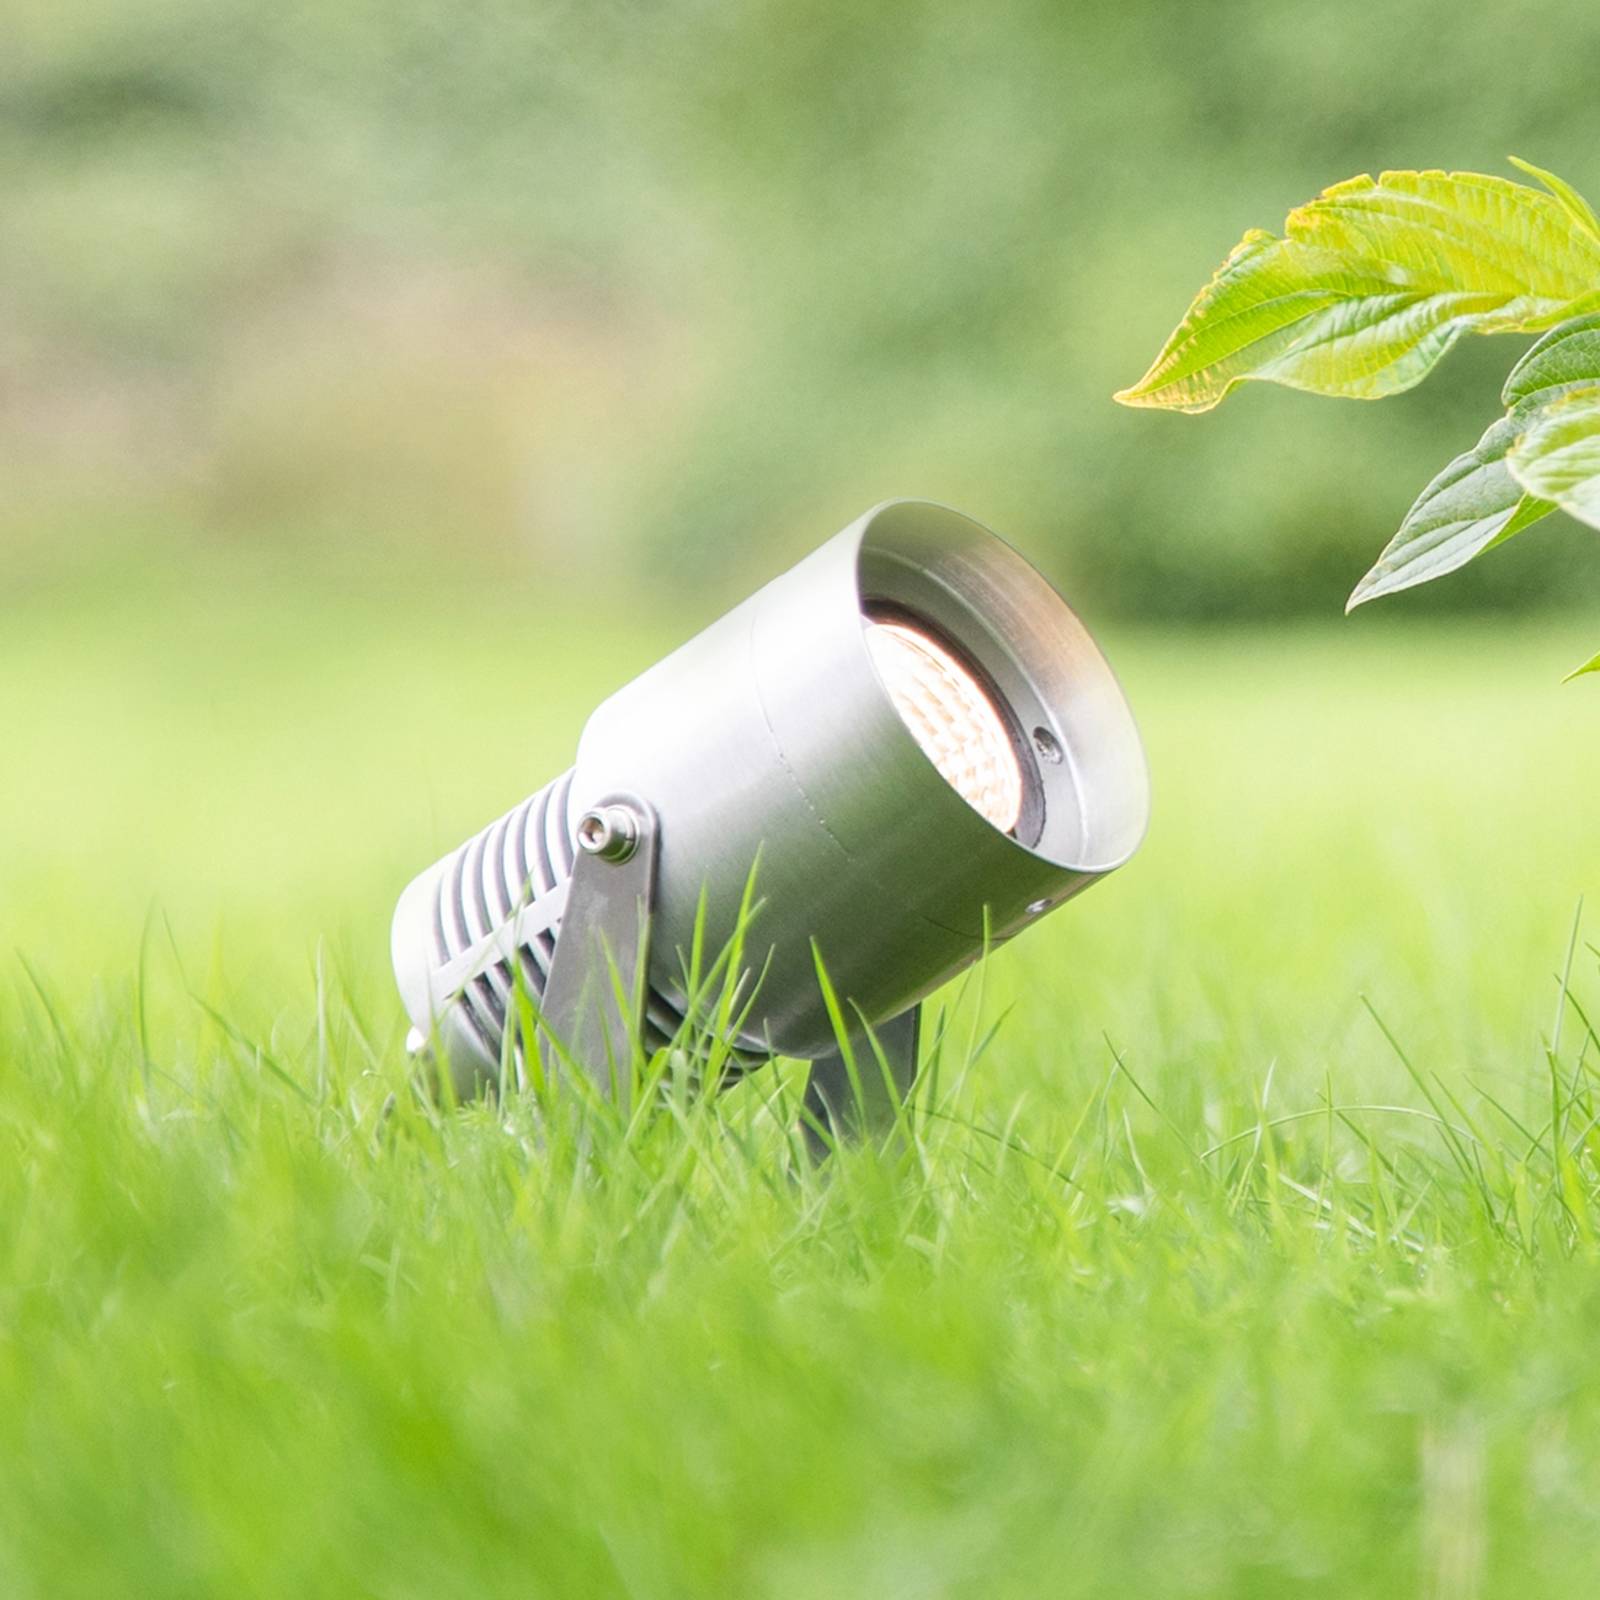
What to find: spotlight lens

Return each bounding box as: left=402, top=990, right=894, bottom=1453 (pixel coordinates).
left=864, top=612, right=1025, bottom=834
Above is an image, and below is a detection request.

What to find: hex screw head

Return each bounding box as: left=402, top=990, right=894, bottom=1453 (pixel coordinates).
left=576, top=804, right=641, bottom=863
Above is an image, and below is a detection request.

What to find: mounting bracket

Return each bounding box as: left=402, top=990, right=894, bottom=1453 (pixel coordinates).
left=537, top=793, right=659, bottom=1107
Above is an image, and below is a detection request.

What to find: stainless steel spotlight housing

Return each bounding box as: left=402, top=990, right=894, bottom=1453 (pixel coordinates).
left=391, top=500, right=1149, bottom=1125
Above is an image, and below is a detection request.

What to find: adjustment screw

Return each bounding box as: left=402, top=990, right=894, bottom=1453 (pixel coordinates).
left=576, top=804, right=641, bottom=863
left=1032, top=726, right=1063, bottom=764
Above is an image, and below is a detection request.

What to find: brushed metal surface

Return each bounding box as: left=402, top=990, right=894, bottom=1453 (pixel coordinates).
left=570, top=499, right=1149, bottom=1059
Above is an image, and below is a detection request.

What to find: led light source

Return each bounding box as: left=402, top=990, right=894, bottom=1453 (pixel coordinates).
left=863, top=611, right=1025, bottom=835
left=391, top=500, right=1149, bottom=1131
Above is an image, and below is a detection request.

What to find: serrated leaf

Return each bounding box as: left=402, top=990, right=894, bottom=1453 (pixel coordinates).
left=1507, top=386, right=1600, bottom=531
left=1112, top=230, right=1475, bottom=413
left=1296, top=170, right=1600, bottom=310
left=1564, top=649, right=1600, bottom=682
left=1117, top=167, right=1600, bottom=413
left=1346, top=415, right=1554, bottom=609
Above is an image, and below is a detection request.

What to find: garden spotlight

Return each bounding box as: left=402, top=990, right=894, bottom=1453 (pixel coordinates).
left=391, top=500, right=1149, bottom=1129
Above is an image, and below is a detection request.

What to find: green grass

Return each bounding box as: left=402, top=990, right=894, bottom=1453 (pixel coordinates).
left=3, top=579, right=1600, bottom=1596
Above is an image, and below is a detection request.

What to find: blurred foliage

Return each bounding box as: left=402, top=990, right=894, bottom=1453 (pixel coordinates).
left=5, top=0, right=1600, bottom=617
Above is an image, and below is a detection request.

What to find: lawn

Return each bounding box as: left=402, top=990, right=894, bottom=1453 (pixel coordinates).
left=3, top=575, right=1599, bottom=1596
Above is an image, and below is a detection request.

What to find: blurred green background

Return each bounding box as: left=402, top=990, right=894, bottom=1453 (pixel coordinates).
left=6, top=0, right=1600, bottom=618
left=10, top=8, right=1600, bottom=1593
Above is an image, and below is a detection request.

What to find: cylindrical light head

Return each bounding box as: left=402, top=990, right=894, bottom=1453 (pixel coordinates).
left=568, top=499, right=1149, bottom=1057
left=393, top=500, right=1149, bottom=1081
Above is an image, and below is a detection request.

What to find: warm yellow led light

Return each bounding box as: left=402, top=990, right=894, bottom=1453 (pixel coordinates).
left=864, top=614, right=1025, bottom=834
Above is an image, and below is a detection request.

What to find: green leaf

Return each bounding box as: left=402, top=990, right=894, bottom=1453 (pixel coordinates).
left=1502, top=310, right=1600, bottom=406
left=1295, top=170, right=1600, bottom=307
left=1564, top=649, right=1600, bottom=682
left=1116, top=167, right=1600, bottom=413
left=1113, top=230, right=1469, bottom=413
left=1509, top=156, right=1600, bottom=242
left=1507, top=385, right=1600, bottom=531
left=1345, top=416, right=1553, bottom=610
left=1346, top=312, right=1600, bottom=608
